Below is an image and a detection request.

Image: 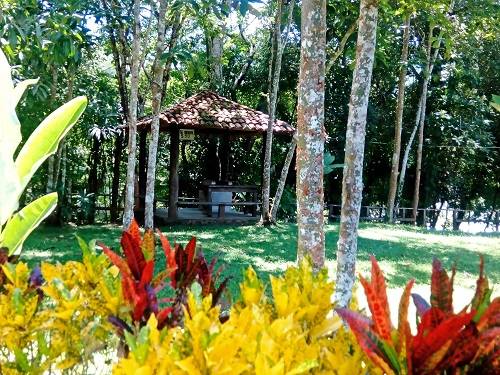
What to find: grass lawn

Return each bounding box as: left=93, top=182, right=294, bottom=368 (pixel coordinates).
left=23, top=223, right=500, bottom=298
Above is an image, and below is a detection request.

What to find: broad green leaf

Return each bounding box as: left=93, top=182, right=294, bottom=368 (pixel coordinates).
left=14, top=347, right=30, bottom=372
left=1, top=193, right=58, bottom=256
left=0, top=49, right=22, bottom=225
left=15, top=96, right=87, bottom=192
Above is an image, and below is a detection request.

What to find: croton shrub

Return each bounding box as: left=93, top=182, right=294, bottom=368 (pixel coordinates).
left=0, top=222, right=498, bottom=374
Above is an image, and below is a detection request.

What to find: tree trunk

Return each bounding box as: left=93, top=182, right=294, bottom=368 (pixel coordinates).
left=122, top=0, right=142, bottom=229
left=207, top=35, right=223, bottom=92
left=104, top=0, right=129, bottom=224
left=386, top=15, right=410, bottom=223
left=394, top=94, right=423, bottom=212
left=325, top=19, right=358, bottom=74
left=411, top=29, right=446, bottom=222
left=168, top=130, right=180, bottom=219
left=111, top=132, right=124, bottom=222
left=335, top=0, right=378, bottom=308
left=87, top=137, right=101, bottom=224
left=144, top=0, right=168, bottom=229
left=296, top=0, right=327, bottom=269
left=161, top=13, right=182, bottom=104
left=270, top=135, right=296, bottom=222
left=261, top=0, right=295, bottom=224
left=46, top=66, right=58, bottom=193
left=395, top=25, right=442, bottom=213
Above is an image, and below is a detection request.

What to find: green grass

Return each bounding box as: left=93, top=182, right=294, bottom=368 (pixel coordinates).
left=23, top=223, right=500, bottom=297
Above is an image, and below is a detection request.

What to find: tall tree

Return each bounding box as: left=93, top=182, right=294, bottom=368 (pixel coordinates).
left=386, top=14, right=411, bottom=222
left=335, top=0, right=378, bottom=307
left=144, top=0, right=168, bottom=229
left=296, top=0, right=326, bottom=269
left=395, top=23, right=443, bottom=216
left=261, top=0, right=295, bottom=224
left=122, top=0, right=142, bottom=229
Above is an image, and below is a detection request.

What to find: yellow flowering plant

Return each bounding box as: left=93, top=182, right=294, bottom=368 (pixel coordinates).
left=114, top=259, right=378, bottom=375
left=0, top=238, right=125, bottom=373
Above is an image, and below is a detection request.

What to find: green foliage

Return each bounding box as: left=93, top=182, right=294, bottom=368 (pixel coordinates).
left=0, top=50, right=87, bottom=255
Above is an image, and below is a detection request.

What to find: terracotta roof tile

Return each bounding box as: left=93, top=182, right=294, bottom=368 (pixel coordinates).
left=137, top=91, right=294, bottom=135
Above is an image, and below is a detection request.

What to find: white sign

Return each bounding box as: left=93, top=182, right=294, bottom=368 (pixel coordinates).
left=180, top=129, right=195, bottom=141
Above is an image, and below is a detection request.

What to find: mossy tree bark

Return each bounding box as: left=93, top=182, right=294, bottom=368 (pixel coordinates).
left=335, top=0, right=378, bottom=308
left=123, top=0, right=142, bottom=229
left=296, top=0, right=327, bottom=269
left=144, top=0, right=168, bottom=229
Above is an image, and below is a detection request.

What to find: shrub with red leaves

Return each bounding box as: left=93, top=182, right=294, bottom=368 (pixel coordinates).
left=101, top=220, right=229, bottom=333
left=336, top=256, right=499, bottom=375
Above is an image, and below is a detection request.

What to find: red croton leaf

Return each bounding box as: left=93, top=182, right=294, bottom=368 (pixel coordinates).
left=413, top=308, right=474, bottom=366
left=471, top=256, right=489, bottom=312
left=370, top=256, right=392, bottom=326
left=397, top=279, right=414, bottom=354
left=431, top=258, right=455, bottom=314
left=121, top=231, right=146, bottom=280
left=336, top=308, right=395, bottom=374
left=359, top=274, right=392, bottom=342
left=185, top=237, right=196, bottom=273
left=141, top=229, right=156, bottom=261
left=477, top=297, right=500, bottom=331
left=139, top=260, right=154, bottom=289
left=100, top=243, right=132, bottom=277
left=158, top=230, right=178, bottom=285
left=439, top=324, right=479, bottom=370
left=127, top=219, right=142, bottom=247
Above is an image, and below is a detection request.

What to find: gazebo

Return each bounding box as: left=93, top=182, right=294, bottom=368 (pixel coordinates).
left=135, top=90, right=294, bottom=224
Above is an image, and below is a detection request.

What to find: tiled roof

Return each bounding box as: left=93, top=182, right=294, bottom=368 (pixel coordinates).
left=137, top=91, right=294, bottom=135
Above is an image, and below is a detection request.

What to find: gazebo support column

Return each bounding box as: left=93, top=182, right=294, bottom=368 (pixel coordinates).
left=168, top=129, right=180, bottom=219
left=219, top=134, right=230, bottom=182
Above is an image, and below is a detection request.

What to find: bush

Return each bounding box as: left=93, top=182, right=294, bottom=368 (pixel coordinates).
left=0, top=221, right=498, bottom=374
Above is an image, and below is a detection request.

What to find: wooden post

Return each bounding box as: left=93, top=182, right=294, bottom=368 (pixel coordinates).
left=138, top=130, right=148, bottom=209
left=218, top=204, right=225, bottom=219
left=168, top=129, right=180, bottom=219
left=423, top=208, right=427, bottom=228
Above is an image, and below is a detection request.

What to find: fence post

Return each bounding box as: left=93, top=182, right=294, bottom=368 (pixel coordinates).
left=423, top=208, right=427, bottom=228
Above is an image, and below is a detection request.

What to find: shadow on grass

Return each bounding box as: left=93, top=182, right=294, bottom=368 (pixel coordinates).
left=22, top=222, right=499, bottom=297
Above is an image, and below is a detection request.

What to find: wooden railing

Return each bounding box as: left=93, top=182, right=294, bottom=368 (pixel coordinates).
left=326, top=204, right=500, bottom=230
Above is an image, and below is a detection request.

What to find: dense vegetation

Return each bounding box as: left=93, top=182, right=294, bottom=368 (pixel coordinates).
left=2, top=0, right=498, bottom=226
left=1, top=0, right=499, bottom=373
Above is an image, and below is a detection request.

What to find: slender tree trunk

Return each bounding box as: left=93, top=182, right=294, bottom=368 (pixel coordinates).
left=87, top=137, right=101, bottom=224
left=111, top=132, right=123, bottom=222
left=161, top=13, right=182, bottom=104
left=207, top=35, right=223, bottom=92
left=412, top=1, right=454, bottom=221
left=270, top=135, right=296, bottom=222
left=325, top=19, right=358, bottom=74
left=395, top=25, right=441, bottom=213
left=335, top=0, right=378, bottom=308
left=46, top=66, right=58, bottom=193
left=106, top=13, right=129, bottom=223
left=123, top=0, right=142, bottom=229
left=261, top=0, right=295, bottom=224
left=296, top=0, right=326, bottom=269
left=394, top=94, right=423, bottom=211
left=411, top=31, right=445, bottom=221
left=386, top=15, right=410, bottom=223
left=144, top=0, right=168, bottom=229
